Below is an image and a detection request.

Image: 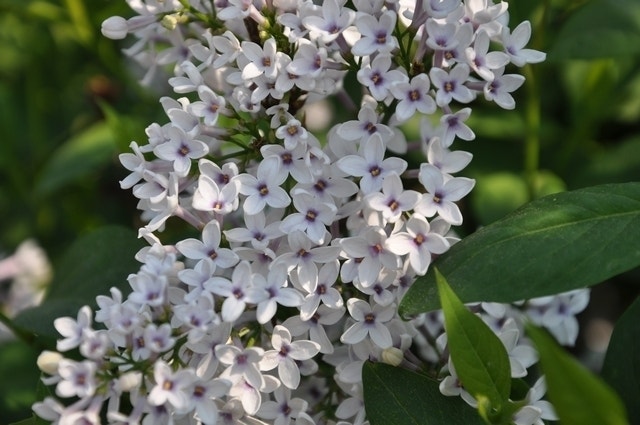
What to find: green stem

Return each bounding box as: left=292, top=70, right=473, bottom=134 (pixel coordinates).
left=523, top=64, right=541, bottom=200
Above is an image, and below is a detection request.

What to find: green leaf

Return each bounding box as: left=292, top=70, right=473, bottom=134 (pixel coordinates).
left=601, top=296, right=640, bottom=422
left=436, top=269, right=511, bottom=415
left=13, top=226, right=144, bottom=339
left=362, top=362, right=484, bottom=425
left=548, top=0, right=640, bottom=60
left=35, top=121, right=115, bottom=196
left=0, top=341, right=40, bottom=422
left=400, top=183, right=640, bottom=316
left=9, top=418, right=42, bottom=425
left=527, top=324, right=629, bottom=425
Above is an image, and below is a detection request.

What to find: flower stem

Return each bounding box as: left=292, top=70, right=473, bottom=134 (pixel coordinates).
left=523, top=64, right=540, bottom=200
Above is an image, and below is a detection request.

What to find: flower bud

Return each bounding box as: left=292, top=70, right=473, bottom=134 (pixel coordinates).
left=101, top=16, right=128, bottom=40
left=37, top=350, right=63, bottom=375
left=118, top=371, right=142, bottom=392
left=381, top=347, right=404, bottom=366
left=161, top=14, right=179, bottom=31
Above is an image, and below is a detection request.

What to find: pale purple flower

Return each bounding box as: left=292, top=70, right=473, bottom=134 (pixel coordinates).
left=502, top=21, right=547, bottom=67
left=341, top=298, right=395, bottom=349
left=430, top=64, right=475, bottom=107
left=483, top=67, right=525, bottom=110
left=351, top=11, right=398, bottom=56
left=415, top=163, right=476, bottom=225
left=260, top=325, right=320, bottom=389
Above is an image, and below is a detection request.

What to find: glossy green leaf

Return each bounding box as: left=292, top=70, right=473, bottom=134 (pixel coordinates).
left=437, top=269, right=511, bottom=414
left=362, top=362, right=484, bottom=425
left=601, top=296, right=640, bottom=422
left=35, top=121, right=115, bottom=196
left=548, top=0, right=640, bottom=60
left=13, top=226, right=144, bottom=339
left=527, top=324, right=629, bottom=425
left=400, top=183, right=640, bottom=316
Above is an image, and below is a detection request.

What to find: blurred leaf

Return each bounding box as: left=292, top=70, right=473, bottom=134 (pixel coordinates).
left=471, top=172, right=529, bottom=225
left=9, top=418, right=42, bottom=425
left=13, top=226, right=144, bottom=339
left=45, top=225, right=144, bottom=302
left=13, top=298, right=87, bottom=342
left=601, top=296, right=640, bottom=422
left=400, top=183, right=640, bottom=315
left=35, top=122, right=115, bottom=196
left=567, top=136, right=640, bottom=188
left=362, top=362, right=484, bottom=425
left=532, top=169, right=566, bottom=198
left=548, top=0, right=640, bottom=60
left=528, top=324, right=629, bottom=425
left=0, top=341, right=40, bottom=423
left=436, top=270, right=511, bottom=418
left=99, top=100, right=150, bottom=152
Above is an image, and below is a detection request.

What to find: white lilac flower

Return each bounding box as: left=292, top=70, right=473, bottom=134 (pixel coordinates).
left=186, top=377, right=231, bottom=424
left=297, top=260, right=344, bottom=320
left=257, top=386, right=312, bottom=425
left=56, top=359, right=97, bottom=399
left=280, top=192, right=337, bottom=245
left=415, top=163, right=476, bottom=225
left=241, top=38, right=281, bottom=80
left=283, top=304, right=345, bottom=354
left=337, top=103, right=394, bottom=143
left=430, top=64, right=475, bottom=107
left=153, top=126, right=208, bottom=177
left=390, top=73, right=437, bottom=122
left=339, top=226, right=401, bottom=287
left=425, top=137, right=474, bottom=175
left=336, top=133, right=408, bottom=194
left=54, top=305, right=93, bottom=352
left=341, top=298, right=395, bottom=349
left=352, top=11, right=398, bottom=57
left=302, top=0, right=355, bottom=44
left=188, top=85, right=227, bottom=127
left=356, top=54, right=409, bottom=102
left=236, top=157, right=292, bottom=215
left=260, top=325, right=320, bottom=389
left=176, top=220, right=239, bottom=269
left=366, top=173, right=421, bottom=223
left=192, top=174, right=240, bottom=215
left=275, top=118, right=309, bottom=150
left=386, top=213, right=450, bottom=275
left=148, top=361, right=194, bottom=411
left=254, top=264, right=304, bottom=324
left=439, top=108, right=475, bottom=147
left=483, top=67, right=526, bottom=110
left=215, top=345, right=265, bottom=391
left=224, top=210, right=284, bottom=249
left=205, top=261, right=268, bottom=322
left=465, top=30, right=509, bottom=82
left=502, top=21, right=547, bottom=67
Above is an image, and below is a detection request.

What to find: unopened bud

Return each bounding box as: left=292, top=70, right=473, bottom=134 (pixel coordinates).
left=37, top=350, right=63, bottom=375
left=118, top=371, right=142, bottom=392
left=381, top=347, right=404, bottom=366
left=161, top=14, right=179, bottom=31
left=101, top=16, right=128, bottom=40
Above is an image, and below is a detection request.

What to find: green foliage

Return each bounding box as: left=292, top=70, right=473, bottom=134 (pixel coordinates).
left=436, top=270, right=512, bottom=421
left=601, top=296, right=640, bottom=422
left=35, top=122, right=116, bottom=196
left=548, top=0, right=640, bottom=60
left=528, top=324, right=629, bottom=425
left=362, top=362, right=484, bottom=425
left=400, top=183, right=640, bottom=316
left=13, top=226, right=145, bottom=341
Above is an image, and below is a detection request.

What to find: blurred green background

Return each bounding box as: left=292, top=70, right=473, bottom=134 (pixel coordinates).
left=0, top=0, right=639, bottom=422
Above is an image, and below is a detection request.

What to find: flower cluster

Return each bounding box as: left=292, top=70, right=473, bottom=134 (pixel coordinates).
left=34, top=1, right=587, bottom=424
